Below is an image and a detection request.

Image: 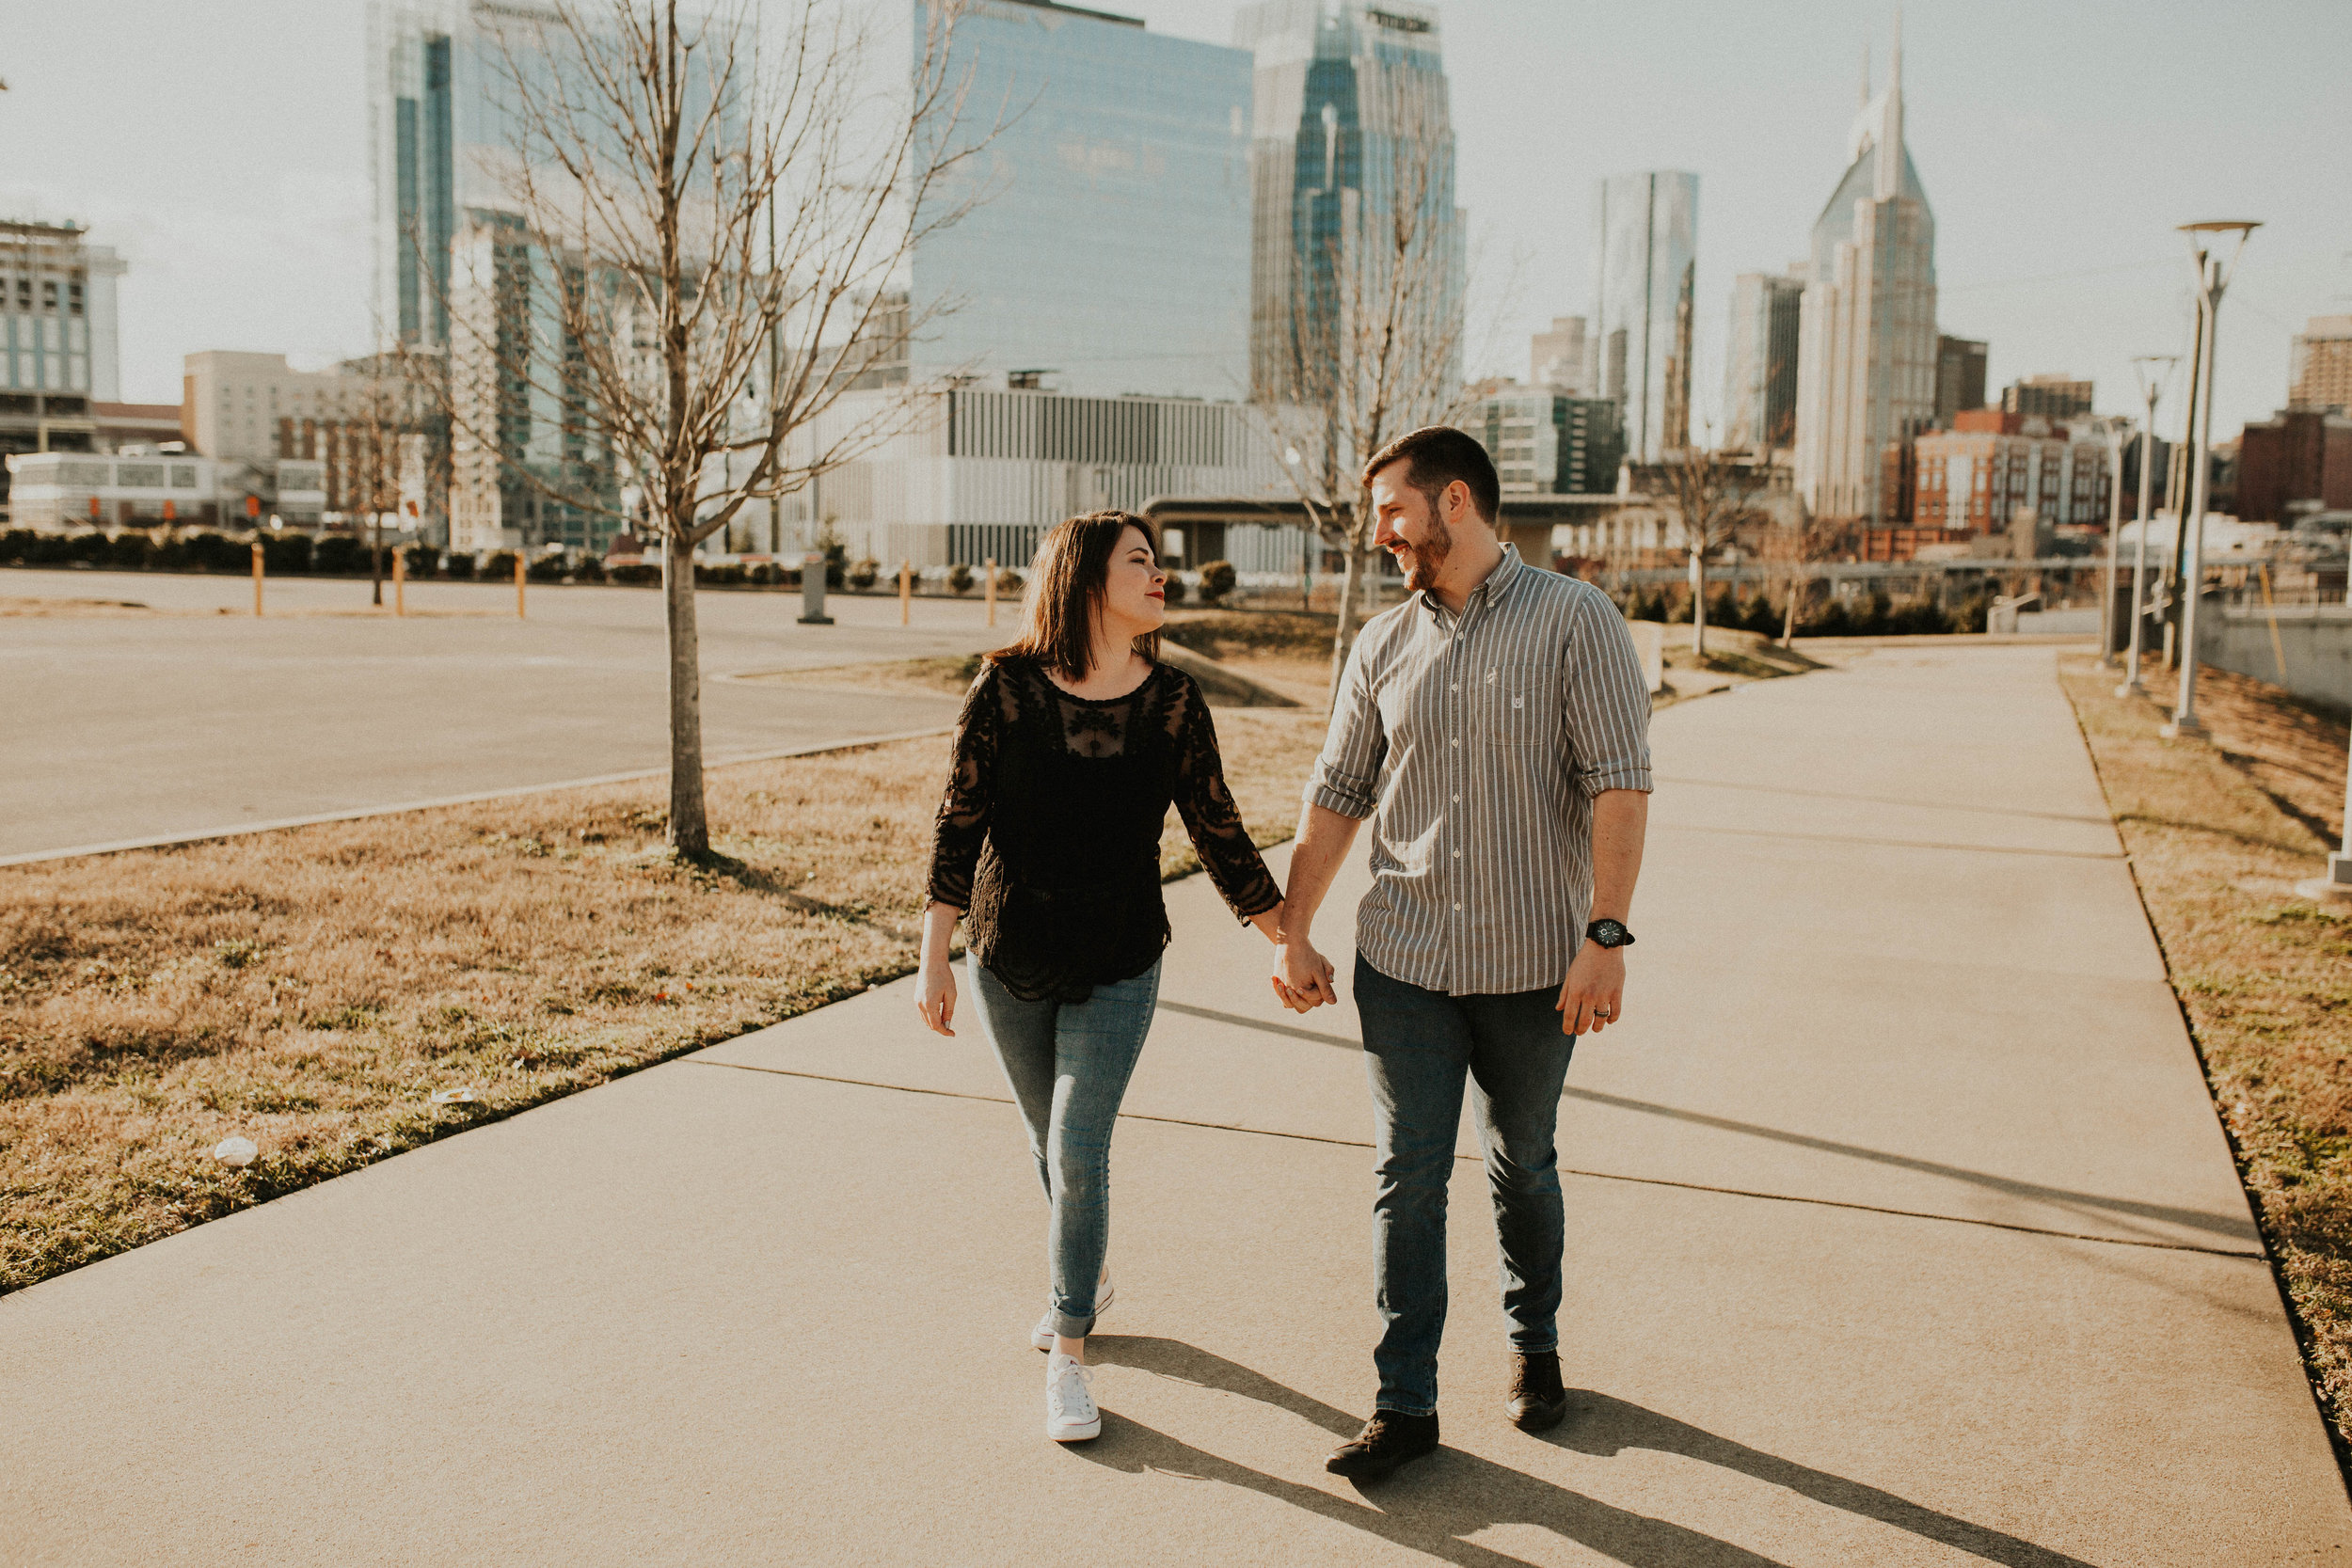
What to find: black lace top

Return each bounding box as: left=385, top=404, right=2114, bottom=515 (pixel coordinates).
left=927, top=657, right=1283, bottom=1002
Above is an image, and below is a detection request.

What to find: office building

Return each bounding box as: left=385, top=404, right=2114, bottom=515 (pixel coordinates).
left=1470, top=382, right=1623, bottom=498
left=2290, top=315, right=2352, bottom=413
left=1, top=221, right=125, bottom=518
left=1935, top=335, right=1986, bottom=424
left=1238, top=0, right=1465, bottom=414
left=777, top=384, right=1284, bottom=571
left=2001, top=373, right=2092, bottom=420
left=2236, top=407, right=2352, bottom=522
left=1724, top=272, right=1803, bottom=453
left=1792, top=27, right=1937, bottom=525
left=4, top=451, right=236, bottom=531
left=1912, top=409, right=2111, bottom=536
left=183, top=353, right=370, bottom=468
left=1531, top=317, right=1588, bottom=394
left=1588, top=170, right=1697, bottom=463
left=913, top=1, right=1252, bottom=401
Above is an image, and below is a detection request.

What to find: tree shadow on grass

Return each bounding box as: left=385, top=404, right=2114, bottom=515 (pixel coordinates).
left=1085, top=1337, right=2094, bottom=1568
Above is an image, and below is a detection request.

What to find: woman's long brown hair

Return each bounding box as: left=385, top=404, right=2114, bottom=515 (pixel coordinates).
left=991, top=511, right=1160, bottom=680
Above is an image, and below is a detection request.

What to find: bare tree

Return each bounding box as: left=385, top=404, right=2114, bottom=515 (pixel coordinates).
left=427, top=0, right=989, bottom=860
left=1744, top=499, right=1842, bottom=648
left=1248, top=87, right=1470, bottom=697
left=1653, top=437, right=1768, bottom=660
left=338, top=346, right=434, bottom=606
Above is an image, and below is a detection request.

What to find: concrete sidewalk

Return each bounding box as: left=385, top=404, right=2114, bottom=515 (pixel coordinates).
left=4, top=643, right=2345, bottom=1564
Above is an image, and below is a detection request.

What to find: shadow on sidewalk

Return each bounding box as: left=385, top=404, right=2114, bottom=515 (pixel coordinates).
left=1085, top=1337, right=2093, bottom=1568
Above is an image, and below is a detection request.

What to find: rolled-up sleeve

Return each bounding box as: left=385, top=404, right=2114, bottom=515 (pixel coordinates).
left=1563, top=591, right=1654, bottom=797
left=1306, top=629, right=1386, bottom=819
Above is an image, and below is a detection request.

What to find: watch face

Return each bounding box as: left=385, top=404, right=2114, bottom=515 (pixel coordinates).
left=1590, top=920, right=1630, bottom=947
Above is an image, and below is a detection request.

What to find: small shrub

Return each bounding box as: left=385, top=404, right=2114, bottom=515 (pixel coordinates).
left=571, top=555, right=606, bottom=584
left=482, top=550, right=520, bottom=581
left=261, top=532, right=313, bottom=574
left=0, top=529, right=34, bottom=564
left=996, top=568, right=1023, bottom=595
left=1163, top=574, right=1189, bottom=606
left=444, top=552, right=478, bottom=580
left=311, top=535, right=363, bottom=575
left=1707, top=584, right=1740, bottom=628
left=183, top=531, right=235, bottom=572
left=1740, top=590, right=1786, bottom=637
left=848, top=557, right=878, bottom=590
left=402, top=543, right=438, bottom=579
left=946, top=562, right=974, bottom=594
left=1197, top=560, right=1236, bottom=603
left=609, top=561, right=659, bottom=585
left=65, top=531, right=109, bottom=566
left=694, top=562, right=746, bottom=586
left=106, top=531, right=153, bottom=569
left=526, top=554, right=568, bottom=582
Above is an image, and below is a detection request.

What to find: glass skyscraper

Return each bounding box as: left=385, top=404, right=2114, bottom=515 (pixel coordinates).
left=1588, top=169, right=1697, bottom=465
left=913, top=0, right=1253, bottom=400
left=1791, top=26, right=1937, bottom=526
left=1235, top=0, right=1464, bottom=413
left=1724, top=271, right=1804, bottom=453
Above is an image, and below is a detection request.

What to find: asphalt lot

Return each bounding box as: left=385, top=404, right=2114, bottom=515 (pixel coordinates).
left=0, top=566, right=1011, bottom=861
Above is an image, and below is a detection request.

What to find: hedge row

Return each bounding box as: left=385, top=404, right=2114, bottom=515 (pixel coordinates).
left=1621, top=581, right=1990, bottom=638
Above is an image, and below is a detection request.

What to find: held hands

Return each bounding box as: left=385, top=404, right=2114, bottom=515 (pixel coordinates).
left=1556, top=940, right=1626, bottom=1037
left=1270, top=933, right=1339, bottom=1014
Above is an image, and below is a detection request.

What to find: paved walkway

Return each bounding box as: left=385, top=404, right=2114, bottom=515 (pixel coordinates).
left=0, top=567, right=1005, bottom=860
left=4, top=643, right=2344, bottom=1564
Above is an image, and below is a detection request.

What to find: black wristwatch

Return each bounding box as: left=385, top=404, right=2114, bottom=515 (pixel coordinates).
left=1585, top=919, right=1635, bottom=949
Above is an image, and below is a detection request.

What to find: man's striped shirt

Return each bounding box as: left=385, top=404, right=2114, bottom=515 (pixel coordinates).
left=1306, top=545, right=1654, bottom=996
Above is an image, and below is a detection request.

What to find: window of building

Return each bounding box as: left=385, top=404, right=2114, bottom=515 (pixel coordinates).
left=40, top=280, right=57, bottom=312
left=67, top=280, right=84, bottom=318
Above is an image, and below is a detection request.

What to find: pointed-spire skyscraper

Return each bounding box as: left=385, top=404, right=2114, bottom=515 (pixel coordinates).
left=1792, top=19, right=1937, bottom=526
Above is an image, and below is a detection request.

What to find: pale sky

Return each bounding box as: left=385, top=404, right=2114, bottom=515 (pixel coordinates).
left=5, top=0, right=2346, bottom=442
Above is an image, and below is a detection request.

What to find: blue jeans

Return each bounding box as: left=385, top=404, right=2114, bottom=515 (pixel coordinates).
left=1354, top=953, right=1578, bottom=1417
left=965, top=957, right=1161, bottom=1338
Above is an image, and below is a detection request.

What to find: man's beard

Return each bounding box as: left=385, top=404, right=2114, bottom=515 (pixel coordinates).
left=1394, top=512, right=1453, bottom=593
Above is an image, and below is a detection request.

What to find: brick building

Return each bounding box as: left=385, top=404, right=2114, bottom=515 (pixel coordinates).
left=1909, top=408, right=2112, bottom=542
left=2235, top=406, right=2352, bottom=522
left=2000, top=374, right=2092, bottom=420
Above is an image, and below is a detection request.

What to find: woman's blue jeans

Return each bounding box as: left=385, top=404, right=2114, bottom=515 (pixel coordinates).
left=965, top=956, right=1161, bottom=1339
left=1354, top=953, right=1578, bottom=1418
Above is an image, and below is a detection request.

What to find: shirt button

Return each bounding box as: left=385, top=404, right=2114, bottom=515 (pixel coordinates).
left=1451, top=737, right=1460, bottom=747
left=1453, top=902, right=1463, bottom=911
left=1452, top=794, right=1460, bottom=802
left=1450, top=683, right=1458, bottom=691
left=1452, top=849, right=1461, bottom=858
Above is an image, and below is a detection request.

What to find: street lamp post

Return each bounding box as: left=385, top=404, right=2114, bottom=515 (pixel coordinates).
left=2098, top=416, right=2130, bottom=667
left=2115, top=356, right=2175, bottom=700
left=2162, top=221, right=2259, bottom=741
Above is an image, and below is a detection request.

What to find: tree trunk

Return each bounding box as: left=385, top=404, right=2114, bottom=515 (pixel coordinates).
left=663, top=528, right=711, bottom=860
left=371, top=513, right=383, bottom=608
left=1689, top=544, right=1708, bottom=661
left=1781, top=573, right=1798, bottom=648
left=1327, top=538, right=1371, bottom=713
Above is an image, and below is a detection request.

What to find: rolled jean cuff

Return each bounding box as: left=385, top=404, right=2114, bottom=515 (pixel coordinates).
left=1376, top=1399, right=1438, bottom=1419
left=1509, top=1330, right=1559, bottom=1355
left=1049, top=1307, right=1098, bottom=1339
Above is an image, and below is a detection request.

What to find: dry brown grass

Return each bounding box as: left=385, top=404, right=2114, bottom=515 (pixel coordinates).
left=2059, top=655, right=2352, bottom=1458
left=0, top=699, right=1328, bottom=1295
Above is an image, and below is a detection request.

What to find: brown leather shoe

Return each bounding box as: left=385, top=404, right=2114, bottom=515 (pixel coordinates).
left=1324, top=1410, right=1439, bottom=1480
left=1507, top=1352, right=1569, bottom=1433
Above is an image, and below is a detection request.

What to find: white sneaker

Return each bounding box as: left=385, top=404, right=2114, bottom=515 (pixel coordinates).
left=1030, top=1270, right=1116, bottom=1352
left=1045, top=1353, right=1102, bottom=1442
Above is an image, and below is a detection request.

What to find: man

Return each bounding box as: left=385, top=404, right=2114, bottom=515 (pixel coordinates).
left=1271, top=425, right=1652, bottom=1481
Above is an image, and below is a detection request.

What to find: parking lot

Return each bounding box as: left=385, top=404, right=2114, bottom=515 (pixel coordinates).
left=1, top=567, right=1009, bottom=861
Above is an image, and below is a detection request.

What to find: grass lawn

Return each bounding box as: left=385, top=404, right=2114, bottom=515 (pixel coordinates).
left=0, top=682, right=1330, bottom=1296
left=2058, top=655, right=2352, bottom=1461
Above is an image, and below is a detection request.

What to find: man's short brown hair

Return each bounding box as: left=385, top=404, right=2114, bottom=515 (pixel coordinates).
left=1362, top=425, right=1500, bottom=524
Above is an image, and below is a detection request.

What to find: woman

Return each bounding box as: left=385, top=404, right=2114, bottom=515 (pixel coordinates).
left=916, top=511, right=1285, bottom=1443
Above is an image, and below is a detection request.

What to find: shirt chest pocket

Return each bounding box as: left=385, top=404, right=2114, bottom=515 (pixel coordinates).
left=1476, top=663, right=1557, bottom=749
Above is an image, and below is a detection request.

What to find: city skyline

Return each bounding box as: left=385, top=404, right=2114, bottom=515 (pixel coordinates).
left=3, top=0, right=2347, bottom=448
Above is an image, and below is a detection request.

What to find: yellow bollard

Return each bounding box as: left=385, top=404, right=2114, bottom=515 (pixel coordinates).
left=899, top=560, right=911, bottom=626
left=392, top=545, right=406, bottom=617
left=516, top=552, right=527, bottom=619
left=985, top=556, right=996, bottom=627
left=251, top=539, right=264, bottom=618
